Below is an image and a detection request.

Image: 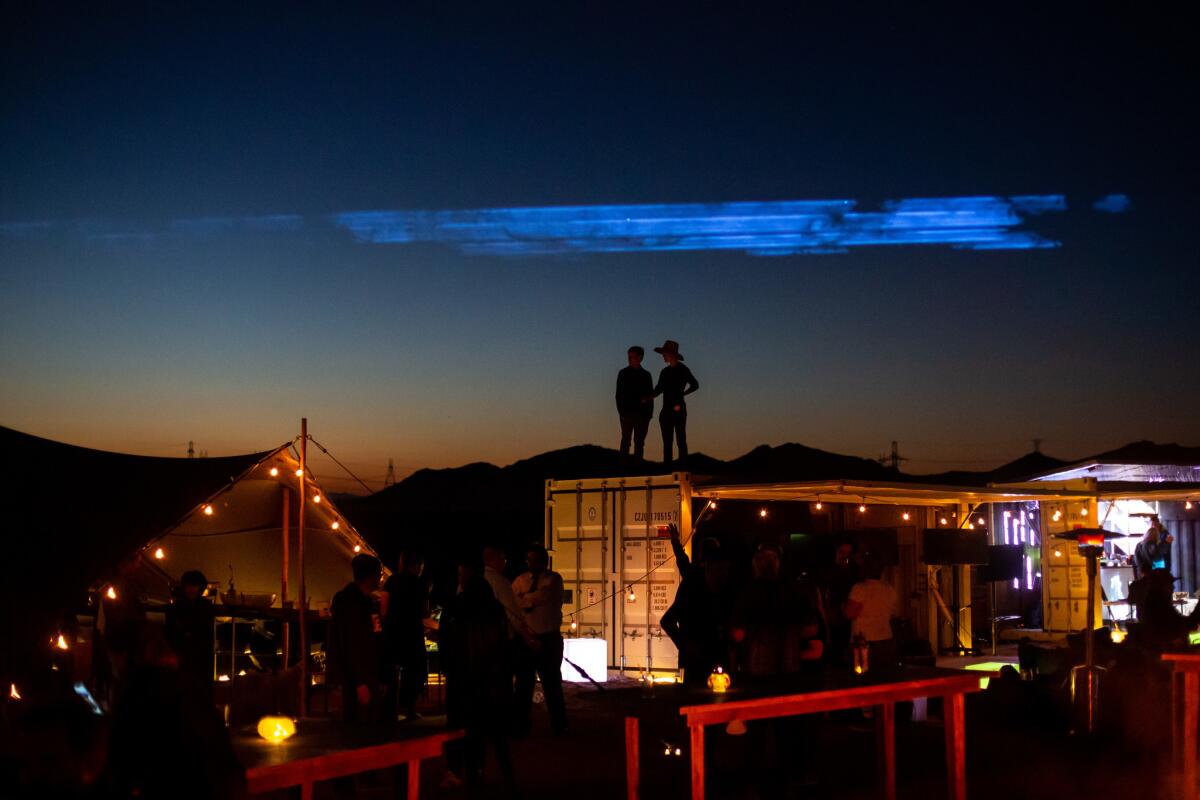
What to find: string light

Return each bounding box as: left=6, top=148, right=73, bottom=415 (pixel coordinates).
left=902, top=511, right=911, bottom=521
left=352, top=544, right=361, bottom=553
left=940, top=517, right=948, bottom=526
left=758, top=508, right=768, bottom=518
left=815, top=501, right=823, bottom=511
left=1052, top=510, right=1062, bottom=522
left=269, top=467, right=279, bottom=477
left=203, top=504, right=214, bottom=516
left=312, top=494, right=321, bottom=504
left=570, top=617, right=578, bottom=632
left=295, top=468, right=304, bottom=478
left=1187, top=500, right=1194, bottom=510
left=8, top=683, right=19, bottom=701
left=55, top=634, right=69, bottom=651
left=858, top=504, right=867, bottom=513
left=105, top=586, right=117, bottom=600
left=153, top=547, right=165, bottom=560
left=1054, top=549, right=1063, bottom=558
left=977, top=517, right=986, bottom=526
left=707, top=500, right=717, bottom=510
left=330, top=520, right=340, bottom=530
left=627, top=586, right=637, bottom=603
left=1080, top=507, right=1088, bottom=517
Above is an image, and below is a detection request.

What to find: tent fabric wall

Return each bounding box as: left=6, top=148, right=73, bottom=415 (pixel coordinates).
left=0, top=425, right=271, bottom=683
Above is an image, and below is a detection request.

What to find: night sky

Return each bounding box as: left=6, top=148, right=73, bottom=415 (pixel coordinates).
left=2, top=5, right=1196, bottom=488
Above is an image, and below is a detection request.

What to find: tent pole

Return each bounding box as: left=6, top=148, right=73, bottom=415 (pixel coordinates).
left=298, top=418, right=308, bottom=716
left=281, top=485, right=291, bottom=673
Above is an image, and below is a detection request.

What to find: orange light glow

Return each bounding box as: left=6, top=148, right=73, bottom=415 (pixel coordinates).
left=153, top=547, right=165, bottom=560
left=312, top=494, right=321, bottom=504
left=9, top=683, right=20, bottom=700
left=203, top=504, right=213, bottom=516
left=331, top=520, right=340, bottom=530
left=295, top=468, right=304, bottom=477
left=902, top=512, right=911, bottom=521
left=55, top=634, right=69, bottom=651
left=269, top=467, right=279, bottom=477
left=352, top=544, right=361, bottom=553
left=758, top=508, right=767, bottom=518
left=105, top=585, right=117, bottom=600
left=858, top=504, right=866, bottom=513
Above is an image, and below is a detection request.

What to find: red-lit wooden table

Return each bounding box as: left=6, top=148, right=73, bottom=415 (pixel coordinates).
left=1163, top=653, right=1200, bottom=800
left=616, top=667, right=982, bottom=800
left=233, top=719, right=462, bottom=800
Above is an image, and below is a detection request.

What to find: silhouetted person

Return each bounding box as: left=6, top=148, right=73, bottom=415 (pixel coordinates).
left=844, top=554, right=898, bottom=672
left=163, top=570, right=214, bottom=698
left=652, top=339, right=698, bottom=469
left=1130, top=568, right=1200, bottom=649
left=441, top=555, right=518, bottom=796
left=383, top=549, right=428, bottom=721
left=661, top=548, right=733, bottom=685
left=667, top=521, right=720, bottom=585
left=329, top=553, right=382, bottom=723
left=1134, top=515, right=1173, bottom=579
left=616, top=345, right=654, bottom=461
left=733, top=544, right=823, bottom=678
left=484, top=544, right=537, bottom=646
left=103, top=618, right=246, bottom=800
left=512, top=543, right=567, bottom=736
left=821, top=540, right=859, bottom=665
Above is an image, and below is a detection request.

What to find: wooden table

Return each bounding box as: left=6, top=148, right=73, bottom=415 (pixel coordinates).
left=1164, top=653, right=1200, bottom=800
left=233, top=719, right=462, bottom=800
left=615, top=667, right=983, bottom=800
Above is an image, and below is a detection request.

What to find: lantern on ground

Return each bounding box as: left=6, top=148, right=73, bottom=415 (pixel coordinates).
left=257, top=716, right=296, bottom=743
left=707, top=666, right=731, bottom=693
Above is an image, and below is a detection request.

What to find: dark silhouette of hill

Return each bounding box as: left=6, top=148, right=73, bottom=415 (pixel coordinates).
left=915, top=451, right=1069, bottom=486
left=337, top=442, right=901, bottom=565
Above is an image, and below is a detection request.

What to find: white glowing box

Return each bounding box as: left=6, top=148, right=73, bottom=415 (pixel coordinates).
left=561, top=638, right=607, bottom=684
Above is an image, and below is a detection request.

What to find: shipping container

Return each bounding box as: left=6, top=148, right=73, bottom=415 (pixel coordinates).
left=545, top=474, right=693, bottom=673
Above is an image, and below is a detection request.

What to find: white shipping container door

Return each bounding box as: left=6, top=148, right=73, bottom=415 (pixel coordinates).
left=547, top=475, right=690, bottom=673
left=616, top=478, right=689, bottom=672
left=547, top=481, right=616, bottom=665
left=1041, top=500, right=1100, bottom=633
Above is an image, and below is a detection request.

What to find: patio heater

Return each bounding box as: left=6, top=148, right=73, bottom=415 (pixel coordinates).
left=1054, top=528, right=1112, bottom=735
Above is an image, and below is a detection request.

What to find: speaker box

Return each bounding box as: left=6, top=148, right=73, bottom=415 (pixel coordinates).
left=922, top=528, right=989, bottom=565
left=980, top=544, right=1023, bottom=582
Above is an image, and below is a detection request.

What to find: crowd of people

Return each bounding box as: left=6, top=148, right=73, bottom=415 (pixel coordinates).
left=327, top=542, right=570, bottom=795
left=659, top=525, right=899, bottom=683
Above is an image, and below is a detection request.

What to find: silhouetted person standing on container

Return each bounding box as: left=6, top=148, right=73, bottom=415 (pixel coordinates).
left=383, top=549, right=428, bottom=721
left=330, top=553, right=382, bottom=723
left=164, top=569, right=214, bottom=698
left=652, top=339, right=699, bottom=470
left=512, top=543, right=568, bottom=736
left=616, top=345, right=655, bottom=461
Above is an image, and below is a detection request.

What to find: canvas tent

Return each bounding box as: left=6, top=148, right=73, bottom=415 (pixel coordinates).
left=136, top=443, right=378, bottom=610
left=0, top=425, right=378, bottom=686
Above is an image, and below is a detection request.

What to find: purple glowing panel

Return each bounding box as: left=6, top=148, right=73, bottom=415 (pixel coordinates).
left=333, top=195, right=1068, bottom=255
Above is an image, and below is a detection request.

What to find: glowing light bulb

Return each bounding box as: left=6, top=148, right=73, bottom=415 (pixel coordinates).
left=1054, top=549, right=1062, bottom=558
left=105, top=586, right=117, bottom=600
left=968, top=523, right=975, bottom=530
left=940, top=518, right=948, bottom=526
left=1187, top=500, right=1194, bottom=510
left=1080, top=507, right=1088, bottom=517
left=1052, top=510, right=1062, bottom=521
left=217, top=674, right=231, bottom=682
left=977, top=517, right=985, bottom=526
left=153, top=547, right=165, bottom=560
left=295, top=468, right=304, bottom=477
left=312, top=494, right=321, bottom=504
left=570, top=618, right=578, bottom=631
left=269, top=467, right=279, bottom=477
left=902, top=512, right=911, bottom=521
left=203, top=504, right=213, bottom=516
left=815, top=501, right=823, bottom=510
left=858, top=505, right=866, bottom=513
left=9, top=683, right=19, bottom=700
left=352, top=544, right=361, bottom=553
left=627, top=587, right=636, bottom=603
left=674, top=747, right=682, bottom=756
left=331, top=520, right=340, bottom=530
left=759, top=508, right=768, bottom=518
left=55, top=634, right=69, bottom=651
left=664, top=747, right=672, bottom=756
left=708, top=500, right=717, bottom=510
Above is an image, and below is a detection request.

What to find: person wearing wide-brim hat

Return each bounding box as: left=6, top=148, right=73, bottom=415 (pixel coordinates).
left=651, top=340, right=699, bottom=469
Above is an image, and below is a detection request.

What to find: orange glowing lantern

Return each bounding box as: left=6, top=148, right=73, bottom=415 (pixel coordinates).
left=707, top=666, right=731, bottom=693
left=256, top=715, right=296, bottom=743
